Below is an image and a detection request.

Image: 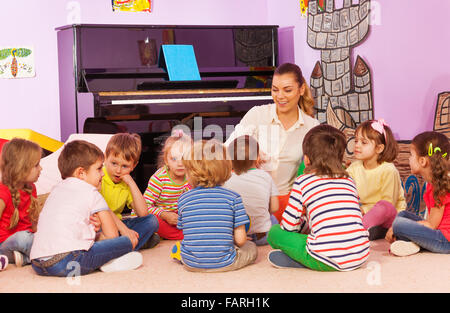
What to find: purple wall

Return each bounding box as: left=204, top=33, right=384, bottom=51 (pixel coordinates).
left=1, top=0, right=449, bottom=141
left=271, top=0, right=450, bottom=140
left=0, top=0, right=269, bottom=141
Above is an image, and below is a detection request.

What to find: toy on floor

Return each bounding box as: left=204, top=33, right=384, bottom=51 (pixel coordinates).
left=170, top=241, right=181, bottom=262
left=0, top=255, right=8, bottom=271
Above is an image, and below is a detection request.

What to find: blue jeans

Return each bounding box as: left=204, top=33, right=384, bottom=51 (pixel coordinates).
left=31, top=236, right=133, bottom=277
left=249, top=215, right=279, bottom=246
left=0, top=230, right=34, bottom=265
left=393, top=210, right=450, bottom=254
left=122, top=214, right=159, bottom=250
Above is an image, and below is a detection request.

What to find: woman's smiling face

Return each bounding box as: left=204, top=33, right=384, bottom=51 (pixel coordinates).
left=271, top=73, right=305, bottom=116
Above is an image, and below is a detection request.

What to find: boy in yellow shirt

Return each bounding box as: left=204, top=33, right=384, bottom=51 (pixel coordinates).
left=100, top=133, right=159, bottom=250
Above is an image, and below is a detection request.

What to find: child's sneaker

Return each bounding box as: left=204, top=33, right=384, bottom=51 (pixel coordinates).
left=13, top=251, right=24, bottom=267
left=0, top=255, right=8, bottom=271
left=100, top=251, right=143, bottom=273
left=268, top=250, right=306, bottom=269
left=390, top=240, right=420, bottom=257
left=142, top=233, right=161, bottom=250
left=368, top=225, right=388, bottom=241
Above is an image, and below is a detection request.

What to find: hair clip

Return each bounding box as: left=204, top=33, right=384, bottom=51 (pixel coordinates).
left=172, top=129, right=184, bottom=138
left=428, top=143, right=448, bottom=158
left=371, top=118, right=388, bottom=140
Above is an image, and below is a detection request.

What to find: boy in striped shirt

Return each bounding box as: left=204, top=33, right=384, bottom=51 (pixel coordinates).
left=267, top=125, right=370, bottom=271
left=176, top=139, right=257, bottom=272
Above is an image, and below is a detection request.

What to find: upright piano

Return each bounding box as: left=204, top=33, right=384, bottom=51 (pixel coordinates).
left=55, top=24, right=279, bottom=188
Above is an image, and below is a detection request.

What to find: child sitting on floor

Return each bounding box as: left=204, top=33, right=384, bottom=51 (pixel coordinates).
left=101, top=133, right=159, bottom=250
left=347, top=119, right=407, bottom=240
left=223, top=135, right=279, bottom=245
left=144, top=130, right=192, bottom=240
left=30, top=140, right=142, bottom=276
left=0, top=138, right=42, bottom=267
left=267, top=124, right=370, bottom=271
left=176, top=139, right=257, bottom=272
left=387, top=131, right=450, bottom=256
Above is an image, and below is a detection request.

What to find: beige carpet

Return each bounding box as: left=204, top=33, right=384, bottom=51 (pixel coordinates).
left=1, top=239, right=449, bottom=293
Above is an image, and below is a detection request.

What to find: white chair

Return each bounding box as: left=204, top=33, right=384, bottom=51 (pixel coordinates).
left=35, top=133, right=113, bottom=195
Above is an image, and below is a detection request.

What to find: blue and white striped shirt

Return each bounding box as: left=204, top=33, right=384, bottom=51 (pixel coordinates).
left=177, top=186, right=249, bottom=269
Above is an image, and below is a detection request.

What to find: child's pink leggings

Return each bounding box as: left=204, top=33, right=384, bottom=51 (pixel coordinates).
left=362, top=200, right=398, bottom=230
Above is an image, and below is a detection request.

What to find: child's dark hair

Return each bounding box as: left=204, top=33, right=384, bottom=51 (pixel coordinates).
left=302, top=124, right=348, bottom=178
left=411, top=131, right=450, bottom=206
left=227, top=135, right=259, bottom=175
left=355, top=119, right=398, bottom=163
left=58, top=140, right=104, bottom=179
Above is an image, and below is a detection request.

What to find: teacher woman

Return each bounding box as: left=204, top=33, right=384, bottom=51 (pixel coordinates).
left=225, top=63, right=319, bottom=221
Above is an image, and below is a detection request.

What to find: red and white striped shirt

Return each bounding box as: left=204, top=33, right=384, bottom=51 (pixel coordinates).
left=281, top=174, right=370, bottom=271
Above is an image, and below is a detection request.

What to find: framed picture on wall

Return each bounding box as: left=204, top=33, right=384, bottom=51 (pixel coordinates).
left=112, top=0, right=152, bottom=12
left=0, top=46, right=35, bottom=79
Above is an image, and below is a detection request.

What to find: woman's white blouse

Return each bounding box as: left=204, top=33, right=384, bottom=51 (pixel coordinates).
left=225, top=103, right=319, bottom=195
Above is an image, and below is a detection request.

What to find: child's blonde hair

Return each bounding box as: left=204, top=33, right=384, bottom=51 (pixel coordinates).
left=157, top=129, right=193, bottom=169
left=182, top=139, right=232, bottom=188
left=0, top=138, right=42, bottom=229
left=355, top=119, right=398, bottom=163
left=58, top=140, right=104, bottom=179
left=411, top=131, right=450, bottom=206
left=105, top=133, right=142, bottom=165
left=303, top=124, right=349, bottom=178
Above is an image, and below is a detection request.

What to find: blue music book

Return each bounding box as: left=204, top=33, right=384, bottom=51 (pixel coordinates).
left=158, top=45, right=201, bottom=81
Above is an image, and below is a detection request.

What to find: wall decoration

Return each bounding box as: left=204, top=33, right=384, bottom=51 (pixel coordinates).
left=434, top=92, right=450, bottom=138
left=300, top=0, right=325, bottom=18
left=0, top=47, right=35, bottom=79
left=307, top=0, right=373, bottom=153
left=112, top=0, right=152, bottom=12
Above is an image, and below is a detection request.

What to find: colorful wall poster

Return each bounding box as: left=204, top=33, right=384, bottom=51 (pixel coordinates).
left=112, top=0, right=152, bottom=12
left=0, top=46, right=35, bottom=79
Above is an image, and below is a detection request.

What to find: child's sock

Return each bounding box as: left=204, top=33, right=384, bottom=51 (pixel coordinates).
left=389, top=240, right=420, bottom=257
left=142, top=233, right=161, bottom=249
left=100, top=251, right=143, bottom=272
left=0, top=255, right=8, bottom=271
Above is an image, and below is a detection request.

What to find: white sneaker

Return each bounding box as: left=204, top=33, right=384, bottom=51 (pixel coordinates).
left=100, top=252, right=143, bottom=273
left=390, top=240, right=420, bottom=257
left=13, top=251, right=24, bottom=267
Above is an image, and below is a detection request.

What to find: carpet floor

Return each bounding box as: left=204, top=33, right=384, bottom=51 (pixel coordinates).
left=1, top=239, right=449, bottom=293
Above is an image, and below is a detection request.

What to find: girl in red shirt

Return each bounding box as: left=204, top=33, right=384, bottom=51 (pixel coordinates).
left=0, top=138, right=42, bottom=267
left=386, top=131, right=450, bottom=256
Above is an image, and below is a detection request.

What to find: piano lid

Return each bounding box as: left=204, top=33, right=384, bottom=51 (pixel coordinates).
left=56, top=24, right=279, bottom=93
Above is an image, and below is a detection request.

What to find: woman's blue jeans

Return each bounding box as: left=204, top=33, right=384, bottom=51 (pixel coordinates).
left=0, top=230, right=34, bottom=265
left=393, top=210, right=450, bottom=254
left=31, top=236, right=133, bottom=277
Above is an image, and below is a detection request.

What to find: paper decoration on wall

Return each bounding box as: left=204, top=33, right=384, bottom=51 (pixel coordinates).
left=307, top=0, right=373, bottom=155
left=112, top=0, right=152, bottom=12
left=434, top=92, right=450, bottom=138
left=0, top=46, right=35, bottom=79
left=300, top=0, right=325, bottom=17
